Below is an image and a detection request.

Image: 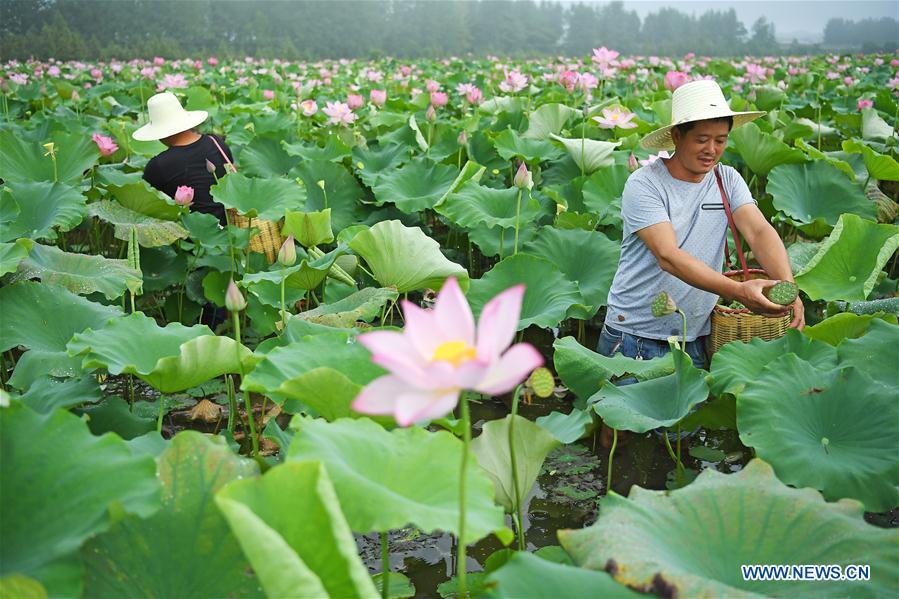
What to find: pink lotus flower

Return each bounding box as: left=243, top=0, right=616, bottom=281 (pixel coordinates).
left=157, top=73, right=188, bottom=91
left=499, top=69, right=528, bottom=93
left=640, top=150, right=671, bottom=166
left=557, top=70, right=579, bottom=92
left=591, top=47, right=619, bottom=66
left=430, top=91, right=448, bottom=107
left=263, top=89, right=275, bottom=100
left=91, top=133, right=118, bottom=157
left=153, top=56, right=165, bottom=66
left=174, top=185, right=194, bottom=207
left=346, top=94, right=364, bottom=110
left=322, top=101, right=357, bottom=126
left=9, top=73, right=28, bottom=85
left=426, top=79, right=441, bottom=93
left=593, top=106, right=637, bottom=130
left=207, top=57, right=218, bottom=66
left=745, top=63, right=767, bottom=83
left=456, top=83, right=482, bottom=104
left=664, top=71, right=689, bottom=91
left=369, top=89, right=387, bottom=106
left=48, top=66, right=60, bottom=77
left=857, top=98, right=874, bottom=111
left=300, top=99, right=318, bottom=116
left=90, top=68, right=102, bottom=80
left=352, top=277, right=543, bottom=426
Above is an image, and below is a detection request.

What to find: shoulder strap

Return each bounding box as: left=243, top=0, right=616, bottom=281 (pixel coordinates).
left=714, top=166, right=749, bottom=277
left=207, top=134, right=237, bottom=173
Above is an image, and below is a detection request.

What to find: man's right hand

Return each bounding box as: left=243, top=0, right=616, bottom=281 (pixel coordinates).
left=735, top=279, right=792, bottom=316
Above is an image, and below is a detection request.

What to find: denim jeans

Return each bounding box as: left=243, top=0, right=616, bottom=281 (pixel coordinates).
left=596, top=324, right=707, bottom=376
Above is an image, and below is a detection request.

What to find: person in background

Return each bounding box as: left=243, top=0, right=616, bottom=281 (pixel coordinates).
left=133, top=91, right=232, bottom=224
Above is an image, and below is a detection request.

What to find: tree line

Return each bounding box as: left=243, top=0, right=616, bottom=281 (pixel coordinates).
left=1, top=0, right=895, bottom=61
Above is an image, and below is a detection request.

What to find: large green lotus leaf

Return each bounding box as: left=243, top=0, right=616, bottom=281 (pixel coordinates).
left=296, top=287, right=398, bottom=328
left=98, top=169, right=182, bottom=220
left=795, top=213, right=899, bottom=301
left=215, top=461, right=377, bottom=599
left=436, top=181, right=542, bottom=231
left=287, top=417, right=505, bottom=544
left=559, top=459, right=899, bottom=597
left=535, top=409, right=593, bottom=444
left=68, top=312, right=254, bottom=393
left=708, top=328, right=838, bottom=397
left=241, top=246, right=344, bottom=291
left=842, top=139, right=899, bottom=181
left=0, top=238, right=33, bottom=277
left=552, top=336, right=674, bottom=400
left=795, top=138, right=858, bottom=180
left=738, top=355, right=899, bottom=511
left=239, top=136, right=299, bottom=177
left=479, top=96, right=523, bottom=115
left=835, top=318, right=899, bottom=389
left=486, top=551, right=641, bottom=599
left=88, top=200, right=189, bottom=247
left=471, top=414, right=559, bottom=513
left=370, top=158, right=458, bottom=214
left=211, top=172, right=306, bottom=220
left=352, top=143, right=410, bottom=187
left=524, top=227, right=620, bottom=315
left=292, top=161, right=364, bottom=232
left=767, top=161, right=875, bottom=236
left=82, top=432, right=260, bottom=598
left=282, top=135, right=352, bottom=163
left=282, top=208, right=333, bottom=247
left=0, top=281, right=121, bottom=387
left=0, top=402, right=159, bottom=594
left=803, top=312, right=897, bottom=346
left=349, top=220, right=469, bottom=293
left=523, top=103, right=580, bottom=140
left=19, top=374, right=101, bottom=413
left=861, top=107, right=894, bottom=142
left=468, top=254, right=584, bottom=330
left=0, top=129, right=99, bottom=185
left=581, top=164, right=628, bottom=222
left=591, top=348, right=708, bottom=433
left=0, top=181, right=86, bottom=242
left=549, top=134, right=620, bottom=174
left=494, top=129, right=561, bottom=162
left=729, top=121, right=808, bottom=175
left=10, top=243, right=142, bottom=300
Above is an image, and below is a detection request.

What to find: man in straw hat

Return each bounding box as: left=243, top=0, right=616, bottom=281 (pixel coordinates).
left=134, top=91, right=233, bottom=224
left=597, top=79, right=804, bottom=368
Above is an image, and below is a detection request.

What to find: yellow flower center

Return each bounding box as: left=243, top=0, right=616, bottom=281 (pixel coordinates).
left=432, top=340, right=477, bottom=367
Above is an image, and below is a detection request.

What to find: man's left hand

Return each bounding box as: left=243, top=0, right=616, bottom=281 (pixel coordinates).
left=789, top=297, right=805, bottom=330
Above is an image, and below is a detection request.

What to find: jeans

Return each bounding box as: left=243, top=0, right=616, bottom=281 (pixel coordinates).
left=596, top=324, right=708, bottom=376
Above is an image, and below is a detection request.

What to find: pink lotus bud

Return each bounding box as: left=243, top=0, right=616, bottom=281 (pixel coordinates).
left=369, top=89, right=387, bottom=106
left=430, top=91, right=448, bottom=107
left=154, top=56, right=165, bottom=66
left=90, top=68, right=102, bottom=80
left=513, top=163, right=531, bottom=189
left=300, top=99, right=318, bottom=116
left=206, top=159, right=216, bottom=174
left=194, top=60, right=202, bottom=69
left=628, top=152, right=639, bottom=172
left=426, top=79, right=440, bottom=92
left=263, top=89, right=275, bottom=100
left=457, top=130, right=467, bottom=146
left=91, top=133, right=118, bottom=157
left=225, top=279, right=247, bottom=312
left=425, top=105, right=437, bottom=122
left=663, top=70, right=689, bottom=91
left=278, top=235, right=297, bottom=267
left=174, top=185, right=194, bottom=207
left=857, top=98, right=874, bottom=111
left=346, top=94, right=364, bottom=110
left=207, top=57, right=218, bottom=66
left=71, top=90, right=80, bottom=101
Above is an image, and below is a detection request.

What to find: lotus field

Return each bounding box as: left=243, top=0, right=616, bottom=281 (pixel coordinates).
left=1, top=51, right=898, bottom=598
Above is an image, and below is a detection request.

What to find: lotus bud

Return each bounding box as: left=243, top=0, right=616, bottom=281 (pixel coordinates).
left=457, top=130, right=467, bottom=146
left=513, top=162, right=531, bottom=190
left=174, top=185, right=194, bottom=207
left=278, top=235, right=297, bottom=267
left=225, top=279, right=247, bottom=312
left=628, top=152, right=639, bottom=172
left=651, top=291, right=677, bottom=317
left=206, top=158, right=216, bottom=174
left=425, top=104, right=437, bottom=122
left=316, top=180, right=326, bottom=190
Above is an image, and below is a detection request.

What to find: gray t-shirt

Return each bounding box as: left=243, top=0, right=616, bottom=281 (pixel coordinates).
left=604, top=158, right=755, bottom=341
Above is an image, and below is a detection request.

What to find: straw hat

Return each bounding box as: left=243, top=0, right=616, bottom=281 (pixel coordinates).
left=641, top=80, right=765, bottom=151
left=132, top=92, right=208, bottom=141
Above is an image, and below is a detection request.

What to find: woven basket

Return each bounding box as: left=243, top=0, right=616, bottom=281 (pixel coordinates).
left=227, top=208, right=284, bottom=264
left=709, top=269, right=792, bottom=354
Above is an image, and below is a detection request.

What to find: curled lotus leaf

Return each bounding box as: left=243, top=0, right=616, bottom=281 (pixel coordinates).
left=549, top=134, right=620, bottom=174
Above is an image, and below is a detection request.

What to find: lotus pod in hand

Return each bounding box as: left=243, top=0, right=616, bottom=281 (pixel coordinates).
left=651, top=291, right=677, bottom=317
left=527, top=367, right=555, bottom=399
left=763, top=281, right=798, bottom=305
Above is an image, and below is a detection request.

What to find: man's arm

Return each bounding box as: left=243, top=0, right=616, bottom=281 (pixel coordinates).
left=732, top=203, right=805, bottom=328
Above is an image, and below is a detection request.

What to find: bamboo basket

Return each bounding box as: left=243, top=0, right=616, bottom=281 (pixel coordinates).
left=709, top=268, right=792, bottom=354
left=227, top=208, right=284, bottom=264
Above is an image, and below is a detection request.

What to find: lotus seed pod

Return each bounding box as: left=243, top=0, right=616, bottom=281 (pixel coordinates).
left=651, top=291, right=677, bottom=317
left=225, top=279, right=247, bottom=312
left=764, top=281, right=799, bottom=305
left=528, top=367, right=555, bottom=399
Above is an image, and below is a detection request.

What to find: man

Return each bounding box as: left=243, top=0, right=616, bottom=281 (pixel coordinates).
left=598, top=79, right=804, bottom=367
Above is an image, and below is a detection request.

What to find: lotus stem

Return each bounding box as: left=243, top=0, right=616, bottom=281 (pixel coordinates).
left=279, top=276, right=287, bottom=336
left=677, top=308, right=687, bottom=353
left=226, top=374, right=237, bottom=435
left=223, top=209, right=237, bottom=274
left=663, top=430, right=684, bottom=477
left=676, top=423, right=682, bottom=467
left=606, top=428, right=617, bottom=494
left=380, top=531, right=390, bottom=599
left=513, top=189, right=522, bottom=256
left=509, top=385, right=525, bottom=551
left=499, top=228, right=505, bottom=260
left=457, top=393, right=471, bottom=598
left=232, top=310, right=259, bottom=456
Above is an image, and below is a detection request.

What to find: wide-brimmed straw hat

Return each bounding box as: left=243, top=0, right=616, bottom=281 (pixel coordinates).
left=641, top=80, right=765, bottom=151
left=132, top=92, right=208, bottom=141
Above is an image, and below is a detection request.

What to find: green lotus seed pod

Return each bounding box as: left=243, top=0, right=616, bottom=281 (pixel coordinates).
left=528, top=367, right=555, bottom=399
left=651, top=291, right=677, bottom=317
left=764, top=281, right=799, bottom=305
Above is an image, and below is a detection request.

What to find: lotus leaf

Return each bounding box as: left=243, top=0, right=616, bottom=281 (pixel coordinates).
left=295, top=287, right=398, bottom=328
left=795, top=138, right=858, bottom=180
left=552, top=336, right=674, bottom=400
left=11, top=242, right=137, bottom=299
left=19, top=374, right=101, bottom=413
left=842, top=139, right=899, bottom=181
left=0, top=575, right=47, bottom=599
left=835, top=318, right=899, bottom=388
left=803, top=312, right=897, bottom=346
left=767, top=161, right=875, bottom=237
left=292, top=160, right=364, bottom=231
left=215, top=461, right=377, bottom=599
left=352, top=143, right=410, bottom=187
left=729, top=121, right=808, bottom=175
left=287, top=417, right=505, bottom=544
left=82, top=432, right=260, bottom=598
left=494, top=129, right=561, bottom=161
left=581, top=164, right=628, bottom=225
left=560, top=459, right=899, bottom=597
left=480, top=96, right=523, bottom=115
left=590, top=347, right=707, bottom=433
left=471, top=414, right=560, bottom=513
left=99, top=169, right=183, bottom=220
left=0, top=181, right=86, bottom=242
left=468, top=254, right=583, bottom=329
left=88, top=200, right=189, bottom=247
left=370, top=158, right=458, bottom=214
left=0, top=238, right=33, bottom=277
left=549, top=134, right=620, bottom=174
left=0, top=402, right=159, bottom=595
left=486, top=551, right=641, bottom=599
left=738, top=355, right=899, bottom=511
left=795, top=213, right=899, bottom=301
left=861, top=107, right=894, bottom=141
left=349, top=220, right=469, bottom=293
left=282, top=208, right=334, bottom=247
left=523, top=103, right=579, bottom=140
left=211, top=172, right=306, bottom=220
left=535, top=409, right=593, bottom=444
left=0, top=129, right=99, bottom=185
left=282, top=135, right=353, bottom=162
left=239, top=137, right=299, bottom=177
left=242, top=245, right=344, bottom=291
left=436, top=181, right=542, bottom=231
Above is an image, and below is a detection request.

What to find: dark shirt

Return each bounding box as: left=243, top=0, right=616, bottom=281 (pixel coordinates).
left=142, top=134, right=233, bottom=223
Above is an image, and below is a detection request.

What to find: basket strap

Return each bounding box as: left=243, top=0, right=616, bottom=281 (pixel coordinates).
left=714, top=166, right=749, bottom=278
left=208, top=134, right=238, bottom=173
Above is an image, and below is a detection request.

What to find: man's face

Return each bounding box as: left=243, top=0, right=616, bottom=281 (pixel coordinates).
left=671, top=119, right=731, bottom=175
